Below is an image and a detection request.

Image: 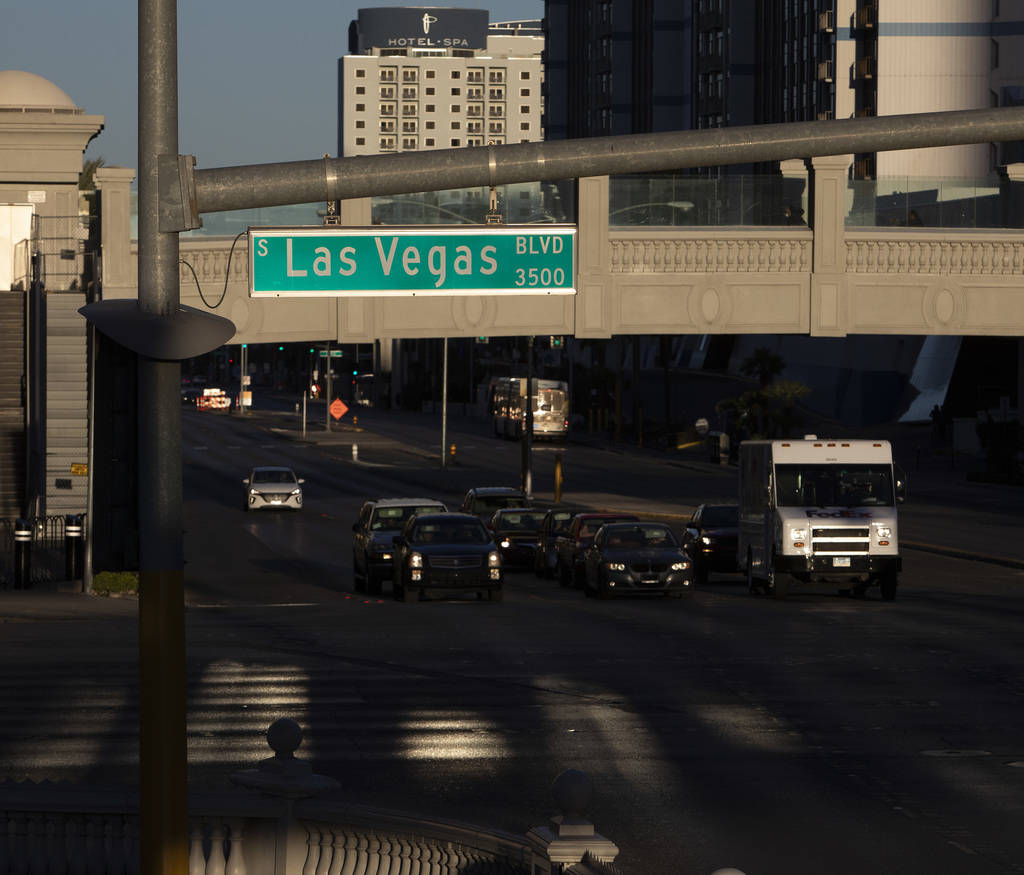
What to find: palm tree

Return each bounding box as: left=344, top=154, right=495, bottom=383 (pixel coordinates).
left=79, top=156, right=105, bottom=191
left=740, top=347, right=785, bottom=387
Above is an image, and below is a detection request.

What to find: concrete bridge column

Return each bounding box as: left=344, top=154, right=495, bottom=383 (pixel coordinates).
left=94, top=167, right=136, bottom=300
left=574, top=176, right=612, bottom=339
left=810, top=154, right=853, bottom=337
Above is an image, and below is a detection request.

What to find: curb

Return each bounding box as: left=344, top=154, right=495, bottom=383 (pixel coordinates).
left=902, top=541, right=1024, bottom=570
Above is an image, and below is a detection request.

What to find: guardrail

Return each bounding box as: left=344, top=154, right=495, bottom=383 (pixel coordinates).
left=0, top=515, right=84, bottom=589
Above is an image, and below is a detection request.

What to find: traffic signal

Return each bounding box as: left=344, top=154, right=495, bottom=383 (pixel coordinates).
left=352, top=369, right=358, bottom=376
left=278, top=345, right=285, bottom=351
left=309, top=347, right=315, bottom=354
left=476, top=336, right=488, bottom=344
left=549, top=335, right=564, bottom=348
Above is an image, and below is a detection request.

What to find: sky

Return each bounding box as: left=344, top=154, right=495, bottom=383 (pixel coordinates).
left=3, top=0, right=543, bottom=175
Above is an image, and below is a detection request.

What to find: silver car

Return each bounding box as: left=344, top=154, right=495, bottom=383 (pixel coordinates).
left=243, top=466, right=304, bottom=511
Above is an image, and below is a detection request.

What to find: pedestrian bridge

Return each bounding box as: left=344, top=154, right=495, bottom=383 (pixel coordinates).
left=96, top=155, right=1024, bottom=344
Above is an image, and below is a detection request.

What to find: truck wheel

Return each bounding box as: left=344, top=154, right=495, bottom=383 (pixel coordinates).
left=694, top=561, right=709, bottom=587
left=353, top=551, right=366, bottom=593
left=559, top=561, right=572, bottom=588
left=766, top=554, right=787, bottom=600
left=746, top=550, right=759, bottom=595
left=880, top=571, right=898, bottom=601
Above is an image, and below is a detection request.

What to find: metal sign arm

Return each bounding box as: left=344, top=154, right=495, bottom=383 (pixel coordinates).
left=186, top=106, right=1024, bottom=219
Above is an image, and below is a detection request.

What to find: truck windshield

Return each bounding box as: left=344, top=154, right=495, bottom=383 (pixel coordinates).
left=774, top=464, right=894, bottom=508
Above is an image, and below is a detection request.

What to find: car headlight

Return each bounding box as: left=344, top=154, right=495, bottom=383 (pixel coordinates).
left=670, top=560, right=690, bottom=571
left=606, top=562, right=626, bottom=572
left=790, top=527, right=807, bottom=541
left=488, top=551, right=501, bottom=568
left=249, top=488, right=257, bottom=496
left=500, top=539, right=511, bottom=548
left=701, top=535, right=712, bottom=545
left=409, top=552, right=423, bottom=568
left=290, top=488, right=301, bottom=495
left=876, top=526, right=892, bottom=539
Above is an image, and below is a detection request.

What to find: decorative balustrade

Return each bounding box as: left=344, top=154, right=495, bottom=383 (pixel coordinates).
left=609, top=233, right=812, bottom=274
left=845, top=233, right=1024, bottom=275
left=0, top=719, right=649, bottom=875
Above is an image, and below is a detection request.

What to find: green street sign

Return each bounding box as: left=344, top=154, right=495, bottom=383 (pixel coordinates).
left=248, top=225, right=576, bottom=298
left=318, top=350, right=344, bottom=357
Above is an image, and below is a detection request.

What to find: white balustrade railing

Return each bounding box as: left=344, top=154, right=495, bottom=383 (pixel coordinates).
left=0, top=718, right=747, bottom=875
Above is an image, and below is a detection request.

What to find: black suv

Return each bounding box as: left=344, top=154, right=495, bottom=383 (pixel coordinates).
left=459, top=486, right=529, bottom=520
left=352, top=497, right=447, bottom=594
left=391, top=512, right=503, bottom=603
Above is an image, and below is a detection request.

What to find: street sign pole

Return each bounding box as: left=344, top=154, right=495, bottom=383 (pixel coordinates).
left=441, top=338, right=448, bottom=469
left=325, top=340, right=332, bottom=432
left=525, top=336, right=534, bottom=500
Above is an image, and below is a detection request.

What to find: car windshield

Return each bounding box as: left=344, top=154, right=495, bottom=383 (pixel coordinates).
left=371, top=505, right=443, bottom=531
left=476, top=494, right=525, bottom=511
left=411, top=521, right=490, bottom=544
left=495, top=511, right=546, bottom=531
left=604, top=525, right=678, bottom=548
left=775, top=463, right=895, bottom=507
left=252, top=470, right=296, bottom=484
left=580, top=517, right=633, bottom=537
left=701, top=506, right=738, bottom=527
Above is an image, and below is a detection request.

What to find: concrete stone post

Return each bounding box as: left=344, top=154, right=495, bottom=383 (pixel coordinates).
left=93, top=167, right=137, bottom=300
left=810, top=154, right=853, bottom=337
left=526, top=769, right=618, bottom=874
left=574, top=177, right=612, bottom=339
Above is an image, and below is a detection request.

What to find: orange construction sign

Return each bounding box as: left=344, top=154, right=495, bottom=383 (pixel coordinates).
left=329, top=398, right=349, bottom=420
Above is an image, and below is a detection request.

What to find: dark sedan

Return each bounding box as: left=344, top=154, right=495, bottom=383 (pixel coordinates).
left=391, top=513, right=503, bottom=602
left=681, top=504, right=739, bottom=585
left=487, top=508, right=548, bottom=569
left=582, top=522, right=693, bottom=599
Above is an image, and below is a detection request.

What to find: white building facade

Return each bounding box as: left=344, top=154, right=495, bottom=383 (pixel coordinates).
left=338, top=8, right=544, bottom=158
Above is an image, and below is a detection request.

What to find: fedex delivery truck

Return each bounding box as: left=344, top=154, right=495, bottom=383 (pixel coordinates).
left=738, top=436, right=906, bottom=600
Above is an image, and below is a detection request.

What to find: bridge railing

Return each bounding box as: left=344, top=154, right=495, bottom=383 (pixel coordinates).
left=0, top=718, right=654, bottom=875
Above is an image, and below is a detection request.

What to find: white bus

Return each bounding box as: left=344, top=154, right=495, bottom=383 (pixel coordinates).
left=490, top=377, right=569, bottom=441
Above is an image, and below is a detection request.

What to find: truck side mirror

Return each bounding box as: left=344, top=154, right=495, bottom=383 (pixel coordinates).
left=894, top=465, right=907, bottom=503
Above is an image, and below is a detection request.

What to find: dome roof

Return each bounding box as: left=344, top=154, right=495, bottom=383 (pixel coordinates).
left=0, top=70, right=79, bottom=111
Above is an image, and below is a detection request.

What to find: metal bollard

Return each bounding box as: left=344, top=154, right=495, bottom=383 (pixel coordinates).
left=13, top=518, right=32, bottom=590
left=352, top=443, right=359, bottom=461
left=65, top=515, right=83, bottom=581
left=449, top=442, right=456, bottom=462
left=353, top=415, right=359, bottom=427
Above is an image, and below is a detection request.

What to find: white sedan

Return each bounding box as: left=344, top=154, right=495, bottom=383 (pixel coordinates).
left=243, top=466, right=304, bottom=512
